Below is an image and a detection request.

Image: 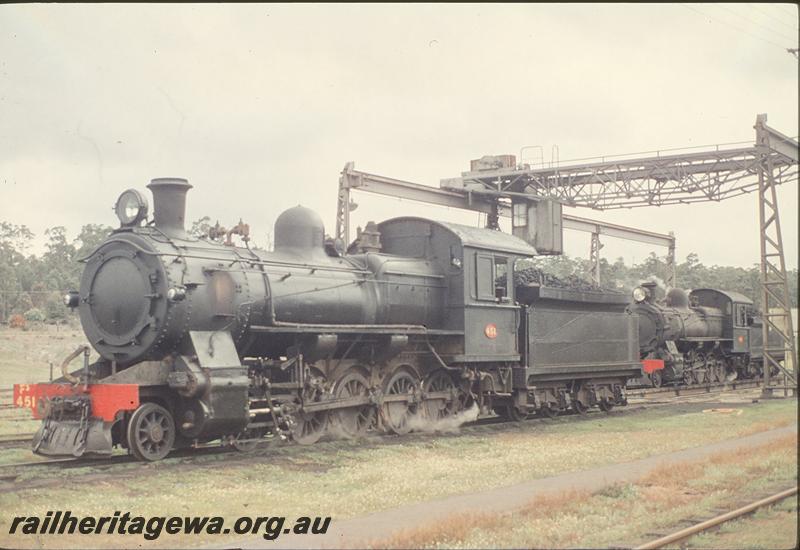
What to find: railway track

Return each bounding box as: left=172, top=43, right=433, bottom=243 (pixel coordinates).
left=0, top=379, right=766, bottom=453
left=0, top=434, right=35, bottom=450
left=0, top=379, right=771, bottom=457
left=627, top=378, right=764, bottom=398
left=634, top=486, right=798, bottom=549
left=0, top=380, right=772, bottom=477
left=0, top=388, right=15, bottom=411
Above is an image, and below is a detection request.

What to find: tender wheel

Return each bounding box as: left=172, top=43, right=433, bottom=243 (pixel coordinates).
left=292, top=367, right=328, bottom=445
left=599, top=398, right=614, bottom=412
left=382, top=368, right=420, bottom=435
left=331, top=369, right=375, bottom=438
left=572, top=399, right=589, bottom=415
left=127, top=403, right=175, bottom=461
left=540, top=404, right=559, bottom=418
left=494, top=405, right=532, bottom=421
left=422, top=370, right=459, bottom=421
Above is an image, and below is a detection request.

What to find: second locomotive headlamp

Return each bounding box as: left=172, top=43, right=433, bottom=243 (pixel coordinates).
left=114, top=189, right=149, bottom=226
left=632, top=286, right=648, bottom=303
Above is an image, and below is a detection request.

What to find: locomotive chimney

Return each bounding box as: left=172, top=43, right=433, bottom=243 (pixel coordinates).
left=147, top=178, right=192, bottom=238
left=641, top=281, right=658, bottom=303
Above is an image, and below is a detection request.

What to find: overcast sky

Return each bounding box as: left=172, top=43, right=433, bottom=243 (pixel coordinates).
left=1, top=3, right=798, bottom=273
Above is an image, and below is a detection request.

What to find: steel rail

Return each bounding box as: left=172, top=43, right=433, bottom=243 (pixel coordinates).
left=0, top=380, right=772, bottom=471
left=626, top=379, right=764, bottom=398
left=0, top=378, right=772, bottom=451
left=0, top=434, right=34, bottom=446
left=634, top=486, right=798, bottom=550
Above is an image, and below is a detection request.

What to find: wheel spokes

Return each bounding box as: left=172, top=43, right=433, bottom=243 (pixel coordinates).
left=422, top=371, right=459, bottom=422
left=383, top=370, right=419, bottom=435
left=332, top=370, right=374, bottom=438
left=128, top=403, right=175, bottom=461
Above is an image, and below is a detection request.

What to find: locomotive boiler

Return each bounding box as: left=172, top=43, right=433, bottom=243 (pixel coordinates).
left=74, top=179, right=444, bottom=365
left=14, top=178, right=641, bottom=460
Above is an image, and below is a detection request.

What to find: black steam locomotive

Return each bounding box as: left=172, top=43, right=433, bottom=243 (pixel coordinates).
left=14, top=178, right=641, bottom=461
left=628, top=281, right=780, bottom=387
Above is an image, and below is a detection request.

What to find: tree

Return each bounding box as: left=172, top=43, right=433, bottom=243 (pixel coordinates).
left=44, top=295, right=68, bottom=323
left=74, top=224, right=113, bottom=260
left=189, top=216, right=212, bottom=238
left=788, top=269, right=798, bottom=309
left=0, top=223, right=34, bottom=322
left=41, top=226, right=78, bottom=291
left=0, top=222, right=33, bottom=258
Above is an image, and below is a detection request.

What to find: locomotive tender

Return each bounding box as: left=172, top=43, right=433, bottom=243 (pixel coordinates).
left=629, top=281, right=781, bottom=387
left=15, top=179, right=640, bottom=460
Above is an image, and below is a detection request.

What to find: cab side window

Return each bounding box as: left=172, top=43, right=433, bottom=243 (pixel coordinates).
left=476, top=255, right=510, bottom=301
left=734, top=304, right=747, bottom=327
left=494, top=258, right=508, bottom=300
left=476, top=255, right=494, bottom=301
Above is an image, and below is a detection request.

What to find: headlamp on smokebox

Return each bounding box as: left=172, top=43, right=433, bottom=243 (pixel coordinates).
left=632, top=286, right=648, bottom=303
left=114, top=189, right=149, bottom=227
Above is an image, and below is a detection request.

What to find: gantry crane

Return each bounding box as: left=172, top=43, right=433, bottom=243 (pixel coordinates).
left=335, top=114, right=798, bottom=393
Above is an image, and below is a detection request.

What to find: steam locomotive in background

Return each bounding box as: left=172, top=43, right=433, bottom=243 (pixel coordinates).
left=628, top=281, right=783, bottom=387
left=13, top=178, right=640, bottom=461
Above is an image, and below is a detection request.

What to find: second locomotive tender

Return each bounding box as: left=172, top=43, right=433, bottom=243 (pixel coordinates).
left=18, top=178, right=641, bottom=460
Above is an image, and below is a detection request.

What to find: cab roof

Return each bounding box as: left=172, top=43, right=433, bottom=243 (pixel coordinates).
left=379, top=217, right=537, bottom=256
left=690, top=288, right=754, bottom=305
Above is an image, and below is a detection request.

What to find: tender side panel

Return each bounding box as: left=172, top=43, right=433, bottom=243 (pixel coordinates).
left=526, top=298, right=640, bottom=379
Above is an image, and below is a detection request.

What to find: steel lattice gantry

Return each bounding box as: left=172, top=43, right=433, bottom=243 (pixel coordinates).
left=440, top=115, right=797, bottom=390
left=335, top=114, right=798, bottom=389
left=442, top=126, right=797, bottom=210
left=754, top=115, right=798, bottom=394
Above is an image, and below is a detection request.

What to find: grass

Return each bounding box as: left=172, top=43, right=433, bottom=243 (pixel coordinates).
left=370, top=434, right=798, bottom=549
left=0, top=397, right=796, bottom=549
left=0, top=414, right=40, bottom=439
left=0, top=325, right=95, bottom=388
left=684, top=497, right=798, bottom=549
left=0, top=325, right=98, bottom=439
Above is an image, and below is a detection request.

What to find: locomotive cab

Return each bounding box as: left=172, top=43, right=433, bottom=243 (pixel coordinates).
left=689, top=288, right=753, bottom=354
left=376, top=217, right=535, bottom=364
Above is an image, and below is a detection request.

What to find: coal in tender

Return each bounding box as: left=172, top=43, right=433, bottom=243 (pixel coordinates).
left=496, top=266, right=622, bottom=294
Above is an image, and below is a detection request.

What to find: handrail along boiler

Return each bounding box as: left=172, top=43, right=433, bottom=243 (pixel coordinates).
left=14, top=179, right=641, bottom=460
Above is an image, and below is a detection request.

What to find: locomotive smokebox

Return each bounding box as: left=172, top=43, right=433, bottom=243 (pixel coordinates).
left=147, top=178, right=192, bottom=238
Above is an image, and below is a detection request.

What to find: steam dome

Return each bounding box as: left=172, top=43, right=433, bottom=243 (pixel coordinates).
left=274, top=206, right=325, bottom=251
left=666, top=288, right=689, bottom=309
